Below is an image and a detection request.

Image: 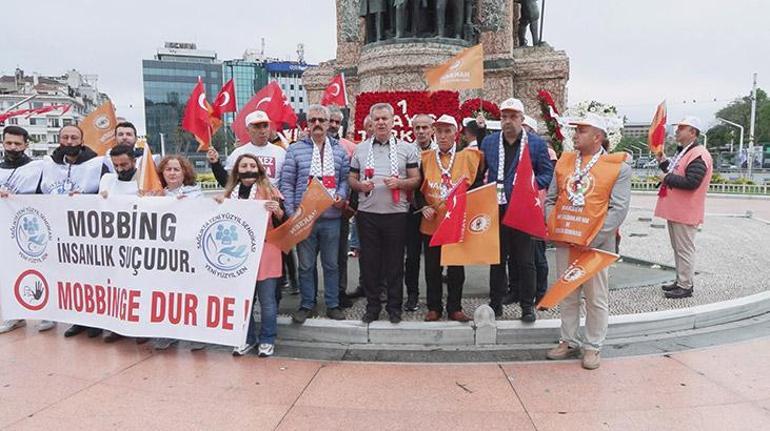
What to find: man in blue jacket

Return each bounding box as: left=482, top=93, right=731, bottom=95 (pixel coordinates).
left=280, top=104, right=350, bottom=323
left=480, top=98, right=553, bottom=322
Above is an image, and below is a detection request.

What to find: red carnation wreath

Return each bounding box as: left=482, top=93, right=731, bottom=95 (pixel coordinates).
left=458, top=98, right=501, bottom=121
left=537, top=89, right=565, bottom=156
left=354, top=90, right=459, bottom=142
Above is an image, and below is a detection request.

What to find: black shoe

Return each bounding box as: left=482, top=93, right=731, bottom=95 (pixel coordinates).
left=502, top=292, right=518, bottom=305
left=103, top=331, right=123, bottom=343
left=86, top=327, right=103, bottom=338
left=520, top=307, right=536, bottom=323
left=661, top=282, right=679, bottom=292
left=489, top=303, right=503, bottom=318
left=64, top=325, right=86, bottom=338
left=349, top=286, right=365, bottom=298
left=389, top=314, right=402, bottom=324
left=339, top=295, right=354, bottom=309
left=665, top=287, right=693, bottom=299
left=404, top=295, right=419, bottom=311
left=362, top=312, right=379, bottom=323
left=292, top=308, right=313, bottom=324
left=326, top=308, right=346, bottom=320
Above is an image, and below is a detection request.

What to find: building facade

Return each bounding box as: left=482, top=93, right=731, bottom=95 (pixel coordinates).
left=142, top=42, right=222, bottom=164
left=264, top=61, right=311, bottom=115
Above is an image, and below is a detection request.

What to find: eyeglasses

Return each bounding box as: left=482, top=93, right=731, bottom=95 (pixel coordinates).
left=308, top=118, right=328, bottom=124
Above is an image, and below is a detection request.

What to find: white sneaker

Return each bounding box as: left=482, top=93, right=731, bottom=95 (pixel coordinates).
left=232, top=343, right=255, bottom=356
left=0, top=320, right=25, bottom=334
left=38, top=320, right=55, bottom=332
left=257, top=343, right=274, bottom=357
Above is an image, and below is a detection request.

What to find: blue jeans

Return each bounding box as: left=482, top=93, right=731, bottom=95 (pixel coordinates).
left=297, top=217, right=340, bottom=309
left=246, top=278, right=278, bottom=345
left=349, top=217, right=360, bottom=249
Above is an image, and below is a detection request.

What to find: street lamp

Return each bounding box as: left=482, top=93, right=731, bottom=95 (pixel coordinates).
left=716, top=117, right=744, bottom=171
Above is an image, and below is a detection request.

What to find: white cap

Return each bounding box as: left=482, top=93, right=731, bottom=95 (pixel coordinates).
left=434, top=114, right=458, bottom=129
left=568, top=113, right=608, bottom=134
left=462, top=117, right=475, bottom=127
left=500, top=98, right=525, bottom=113
left=676, top=116, right=703, bottom=133
left=245, top=110, right=270, bottom=126
left=523, top=115, right=538, bottom=131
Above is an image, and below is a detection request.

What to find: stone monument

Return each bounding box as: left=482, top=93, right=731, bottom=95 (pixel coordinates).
left=303, top=0, right=569, bottom=132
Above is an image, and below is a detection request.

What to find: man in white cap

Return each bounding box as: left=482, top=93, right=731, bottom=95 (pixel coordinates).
left=461, top=113, right=488, bottom=149
left=654, top=116, right=712, bottom=299
left=207, top=110, right=286, bottom=187
left=544, top=113, right=631, bottom=370
left=480, top=97, right=553, bottom=322
left=415, top=114, right=483, bottom=321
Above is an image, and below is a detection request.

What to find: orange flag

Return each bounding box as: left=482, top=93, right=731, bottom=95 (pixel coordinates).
left=136, top=139, right=163, bottom=194
left=648, top=100, right=667, bottom=155
left=266, top=178, right=335, bottom=253
left=536, top=247, right=619, bottom=310
left=440, top=183, right=500, bottom=266
left=425, top=44, right=484, bottom=91
left=80, top=100, right=117, bottom=155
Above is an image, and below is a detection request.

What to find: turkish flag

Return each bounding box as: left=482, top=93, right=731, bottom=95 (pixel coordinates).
left=429, top=179, right=469, bottom=247
left=320, top=73, right=347, bottom=106
left=536, top=247, right=618, bottom=310
left=502, top=141, right=547, bottom=239
left=648, top=100, right=667, bottom=155
left=212, top=79, right=237, bottom=118
left=233, top=81, right=297, bottom=144
left=182, top=78, right=213, bottom=151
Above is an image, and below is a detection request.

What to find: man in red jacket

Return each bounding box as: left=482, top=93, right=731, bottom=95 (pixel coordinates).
left=654, top=116, right=713, bottom=299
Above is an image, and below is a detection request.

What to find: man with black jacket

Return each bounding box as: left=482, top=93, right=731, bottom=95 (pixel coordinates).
left=654, top=116, right=713, bottom=299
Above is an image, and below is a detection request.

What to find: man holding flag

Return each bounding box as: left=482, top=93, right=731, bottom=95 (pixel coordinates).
left=480, top=98, right=553, bottom=322
left=415, top=115, right=483, bottom=322
left=544, top=113, right=631, bottom=370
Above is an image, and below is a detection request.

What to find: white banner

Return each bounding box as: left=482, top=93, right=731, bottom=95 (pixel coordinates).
left=0, top=195, right=268, bottom=347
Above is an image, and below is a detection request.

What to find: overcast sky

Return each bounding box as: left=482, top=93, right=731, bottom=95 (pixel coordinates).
left=1, top=0, right=766, bottom=134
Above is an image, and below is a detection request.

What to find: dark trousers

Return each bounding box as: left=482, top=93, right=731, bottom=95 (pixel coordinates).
left=490, top=216, right=536, bottom=308
left=423, top=234, right=464, bottom=313
left=282, top=249, right=298, bottom=287
left=339, top=217, right=350, bottom=296
left=358, top=211, right=407, bottom=316
left=534, top=239, right=549, bottom=299
left=404, top=211, right=423, bottom=300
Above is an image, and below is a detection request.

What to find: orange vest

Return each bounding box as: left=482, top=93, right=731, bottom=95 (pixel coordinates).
left=419, top=148, right=482, bottom=235
left=654, top=145, right=713, bottom=226
left=547, top=152, right=626, bottom=246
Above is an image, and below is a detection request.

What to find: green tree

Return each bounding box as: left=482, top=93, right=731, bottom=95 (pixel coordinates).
left=707, top=88, right=770, bottom=150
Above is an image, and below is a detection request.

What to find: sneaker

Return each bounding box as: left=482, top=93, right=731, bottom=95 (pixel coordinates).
left=546, top=342, right=579, bottom=360
left=362, top=312, right=379, bottom=324
left=582, top=350, right=601, bottom=370
left=257, top=343, right=274, bottom=357
left=520, top=307, right=537, bottom=323
left=153, top=338, right=178, bottom=350
left=664, top=287, right=693, bottom=299
left=103, top=331, right=123, bottom=343
left=404, top=296, right=419, bottom=312
left=64, top=325, right=86, bottom=338
left=291, top=308, right=312, bottom=324
left=661, top=281, right=678, bottom=292
left=0, top=320, right=25, bottom=334
left=389, top=314, right=402, bottom=324
left=233, top=343, right=255, bottom=356
left=326, top=308, right=346, bottom=320
left=38, top=320, right=55, bottom=332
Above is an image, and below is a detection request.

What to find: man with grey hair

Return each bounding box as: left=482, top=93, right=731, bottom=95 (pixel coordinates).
left=280, top=104, right=350, bottom=323
left=349, top=103, right=421, bottom=323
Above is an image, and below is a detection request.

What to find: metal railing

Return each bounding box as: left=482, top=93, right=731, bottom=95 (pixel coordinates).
left=631, top=181, right=770, bottom=195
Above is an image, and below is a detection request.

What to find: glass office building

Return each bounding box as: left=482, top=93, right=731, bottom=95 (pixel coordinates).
left=222, top=59, right=269, bottom=131
left=142, top=42, right=222, bottom=162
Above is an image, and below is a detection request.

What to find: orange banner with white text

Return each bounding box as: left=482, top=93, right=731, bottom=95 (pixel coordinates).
left=536, top=247, right=619, bottom=310
left=80, top=100, right=117, bottom=156
left=266, top=179, right=335, bottom=253
left=425, top=44, right=484, bottom=91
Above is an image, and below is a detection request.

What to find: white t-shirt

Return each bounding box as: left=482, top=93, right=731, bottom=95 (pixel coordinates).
left=98, top=173, right=139, bottom=196
left=225, top=142, right=286, bottom=186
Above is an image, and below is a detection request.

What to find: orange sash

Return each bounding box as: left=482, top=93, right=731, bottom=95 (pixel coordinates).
left=547, top=152, right=625, bottom=246
left=419, top=148, right=481, bottom=235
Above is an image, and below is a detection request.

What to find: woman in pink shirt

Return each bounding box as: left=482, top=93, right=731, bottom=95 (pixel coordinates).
left=219, top=153, right=285, bottom=357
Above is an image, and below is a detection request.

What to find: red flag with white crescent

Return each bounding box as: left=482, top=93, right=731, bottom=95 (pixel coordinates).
left=429, top=179, right=469, bottom=247
left=648, top=100, right=667, bottom=155
left=320, top=73, right=347, bottom=106
left=233, top=81, right=297, bottom=144
left=212, top=79, right=237, bottom=118
left=502, top=141, right=547, bottom=239
left=182, top=78, right=213, bottom=151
